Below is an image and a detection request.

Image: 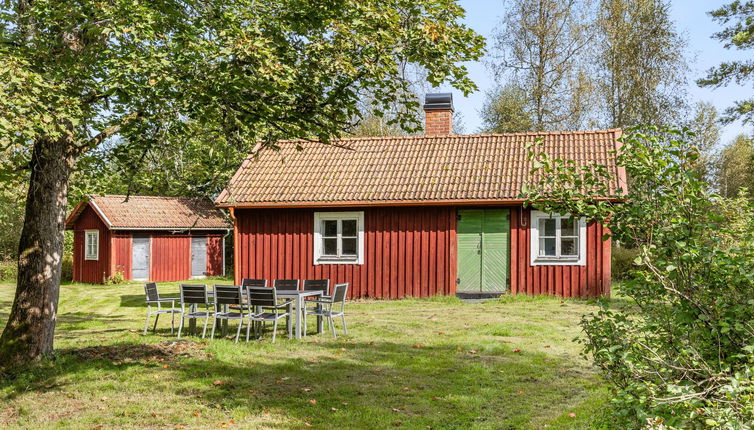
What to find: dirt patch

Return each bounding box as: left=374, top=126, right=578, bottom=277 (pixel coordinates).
left=60, top=340, right=206, bottom=364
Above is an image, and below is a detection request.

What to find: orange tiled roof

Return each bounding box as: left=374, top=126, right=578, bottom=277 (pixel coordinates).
left=66, top=195, right=231, bottom=230
left=216, top=129, right=625, bottom=207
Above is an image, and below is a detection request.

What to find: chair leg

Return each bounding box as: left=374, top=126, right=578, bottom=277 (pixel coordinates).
left=302, top=309, right=307, bottom=337
left=143, top=311, right=151, bottom=335
left=202, top=315, right=210, bottom=339
left=177, top=316, right=184, bottom=339
left=330, top=315, right=336, bottom=339
left=272, top=319, right=278, bottom=343
left=235, top=319, right=243, bottom=343
left=210, top=316, right=218, bottom=339
left=288, top=315, right=293, bottom=339
left=246, top=319, right=253, bottom=342
left=153, top=313, right=160, bottom=332
left=171, top=312, right=176, bottom=335
left=341, top=314, right=348, bottom=336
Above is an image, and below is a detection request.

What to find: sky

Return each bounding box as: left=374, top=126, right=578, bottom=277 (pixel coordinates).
left=439, top=0, right=752, bottom=144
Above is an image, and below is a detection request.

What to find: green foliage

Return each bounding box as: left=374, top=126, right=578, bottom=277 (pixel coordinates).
left=686, top=101, right=722, bottom=184
left=61, top=255, right=73, bottom=282
left=610, top=246, right=638, bottom=280
left=715, top=134, right=754, bottom=199
left=480, top=84, right=534, bottom=133
left=525, top=127, right=754, bottom=427
left=0, top=260, right=17, bottom=283
left=698, top=1, right=754, bottom=124
left=104, top=269, right=125, bottom=285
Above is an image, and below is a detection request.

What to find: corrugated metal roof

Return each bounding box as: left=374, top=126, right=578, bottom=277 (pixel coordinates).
left=216, top=129, right=624, bottom=207
left=66, top=195, right=231, bottom=230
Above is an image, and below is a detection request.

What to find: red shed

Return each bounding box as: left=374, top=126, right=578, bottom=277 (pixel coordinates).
left=66, top=195, right=231, bottom=284
left=216, top=94, right=626, bottom=298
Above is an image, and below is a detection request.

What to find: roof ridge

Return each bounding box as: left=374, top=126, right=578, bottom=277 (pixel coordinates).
left=267, top=128, right=623, bottom=145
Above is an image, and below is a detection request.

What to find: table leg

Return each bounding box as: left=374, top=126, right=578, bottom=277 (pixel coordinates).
left=316, top=301, right=323, bottom=334
left=189, top=304, right=197, bottom=335
left=295, top=295, right=303, bottom=339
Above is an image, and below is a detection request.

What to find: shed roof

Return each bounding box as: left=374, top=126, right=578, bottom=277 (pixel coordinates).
left=66, top=195, right=231, bottom=231
left=216, top=129, right=626, bottom=208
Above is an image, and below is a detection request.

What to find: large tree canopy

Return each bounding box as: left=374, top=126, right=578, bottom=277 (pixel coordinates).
left=0, top=0, right=484, bottom=367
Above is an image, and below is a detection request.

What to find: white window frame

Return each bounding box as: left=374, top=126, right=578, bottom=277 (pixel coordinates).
left=84, top=230, right=99, bottom=261
left=313, top=211, right=364, bottom=265
left=530, top=211, right=586, bottom=266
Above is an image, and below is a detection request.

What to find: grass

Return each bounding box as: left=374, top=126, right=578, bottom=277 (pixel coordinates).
left=0, top=280, right=616, bottom=429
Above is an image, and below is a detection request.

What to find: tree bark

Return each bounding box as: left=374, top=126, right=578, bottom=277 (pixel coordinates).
left=0, top=136, right=74, bottom=367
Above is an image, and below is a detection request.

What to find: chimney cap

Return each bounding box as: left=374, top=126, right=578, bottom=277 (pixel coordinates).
left=424, top=93, right=454, bottom=111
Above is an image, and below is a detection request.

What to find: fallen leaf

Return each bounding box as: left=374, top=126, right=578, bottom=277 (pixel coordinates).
left=568, top=413, right=576, bottom=418
left=308, top=399, right=317, bottom=405
left=431, top=396, right=441, bottom=401
left=368, top=341, right=375, bottom=345
left=437, top=331, right=445, bottom=335
left=90, top=426, right=103, bottom=430
left=401, top=387, right=411, bottom=391
left=399, top=406, right=406, bottom=410
left=339, top=348, right=346, bottom=351
left=518, top=389, right=525, bottom=394
left=263, top=410, right=270, bottom=414
left=330, top=407, right=339, bottom=412
left=341, top=402, right=349, bottom=406
left=151, top=413, right=157, bottom=418
left=412, top=343, right=423, bottom=348
left=333, top=353, right=341, bottom=357
left=230, top=419, right=236, bottom=424
left=512, top=349, right=521, bottom=353
left=174, top=426, right=186, bottom=429
left=456, top=347, right=464, bottom=351
left=393, top=421, right=403, bottom=427
left=391, top=408, right=401, bottom=412
left=468, top=349, right=478, bottom=354
left=373, top=368, right=382, bottom=373
left=280, top=377, right=290, bottom=381
left=162, top=364, right=170, bottom=368
left=215, top=404, right=222, bottom=409
left=544, top=345, right=551, bottom=348
left=304, top=422, right=312, bottom=427
left=302, top=388, right=312, bottom=392
left=220, top=423, right=227, bottom=428
left=213, top=380, right=226, bottom=386
left=193, top=412, right=202, bottom=418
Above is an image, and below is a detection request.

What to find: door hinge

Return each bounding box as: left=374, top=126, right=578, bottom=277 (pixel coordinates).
left=456, top=278, right=461, bottom=285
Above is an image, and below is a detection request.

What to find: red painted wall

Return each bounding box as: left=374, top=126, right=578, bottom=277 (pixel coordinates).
left=112, top=234, right=132, bottom=280
left=206, top=235, right=225, bottom=276
left=72, top=206, right=111, bottom=283
left=509, top=208, right=611, bottom=297
left=234, top=207, right=457, bottom=298
left=234, top=206, right=610, bottom=298
left=150, top=235, right=191, bottom=282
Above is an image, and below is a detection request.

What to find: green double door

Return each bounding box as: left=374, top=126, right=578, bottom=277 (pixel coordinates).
left=457, top=209, right=510, bottom=293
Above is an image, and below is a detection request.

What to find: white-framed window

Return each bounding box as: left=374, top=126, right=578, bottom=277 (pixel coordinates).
left=84, top=230, right=99, bottom=261
left=530, top=211, right=586, bottom=266
left=313, top=211, right=364, bottom=265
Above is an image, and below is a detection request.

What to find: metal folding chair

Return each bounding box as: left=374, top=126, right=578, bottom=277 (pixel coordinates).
left=143, top=282, right=181, bottom=335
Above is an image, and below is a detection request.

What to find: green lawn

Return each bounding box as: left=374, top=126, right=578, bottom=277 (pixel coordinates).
left=0, top=280, right=615, bottom=429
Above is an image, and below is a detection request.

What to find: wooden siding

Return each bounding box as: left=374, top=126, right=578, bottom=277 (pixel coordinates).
left=150, top=235, right=191, bottom=282
left=509, top=208, right=611, bottom=297
left=112, top=234, right=132, bottom=281
left=234, top=207, right=456, bottom=298
left=206, top=235, right=224, bottom=277
left=72, top=206, right=111, bottom=283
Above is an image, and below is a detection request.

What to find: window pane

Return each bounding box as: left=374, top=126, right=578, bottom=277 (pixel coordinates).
left=323, top=238, right=337, bottom=255
left=323, top=220, right=338, bottom=237
left=540, top=218, right=556, bottom=237
left=342, top=238, right=357, bottom=256
left=539, top=238, right=556, bottom=256
left=342, top=219, right=357, bottom=237
left=561, top=238, right=578, bottom=256
left=561, top=217, right=577, bottom=236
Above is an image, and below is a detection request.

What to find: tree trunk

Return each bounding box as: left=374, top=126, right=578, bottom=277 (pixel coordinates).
left=0, top=136, right=74, bottom=367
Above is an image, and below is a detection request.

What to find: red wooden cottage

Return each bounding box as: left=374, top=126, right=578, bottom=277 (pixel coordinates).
left=66, top=195, right=231, bottom=283
left=216, top=94, right=626, bottom=298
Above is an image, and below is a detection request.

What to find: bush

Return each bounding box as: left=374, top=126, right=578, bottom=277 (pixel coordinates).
left=527, top=127, right=754, bottom=428
left=0, top=259, right=16, bottom=282
left=61, top=255, right=73, bottom=282
left=105, top=269, right=125, bottom=285
left=611, top=246, right=638, bottom=280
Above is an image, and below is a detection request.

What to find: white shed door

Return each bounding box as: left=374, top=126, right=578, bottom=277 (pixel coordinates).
left=132, top=236, right=150, bottom=281
left=191, top=237, right=207, bottom=278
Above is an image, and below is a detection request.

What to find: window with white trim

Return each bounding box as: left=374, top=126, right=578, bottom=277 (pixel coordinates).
left=313, top=212, right=364, bottom=264
left=84, top=230, right=99, bottom=261
left=530, top=211, right=586, bottom=266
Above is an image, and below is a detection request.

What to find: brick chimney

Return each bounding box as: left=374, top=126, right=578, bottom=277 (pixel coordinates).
left=424, top=93, right=453, bottom=136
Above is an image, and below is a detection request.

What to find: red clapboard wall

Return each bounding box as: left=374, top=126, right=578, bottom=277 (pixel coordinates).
left=72, top=206, right=111, bottom=283
left=111, top=234, right=132, bottom=280
left=206, top=235, right=225, bottom=276
left=509, top=207, right=611, bottom=297
left=150, top=235, right=191, bottom=282
left=234, top=207, right=457, bottom=299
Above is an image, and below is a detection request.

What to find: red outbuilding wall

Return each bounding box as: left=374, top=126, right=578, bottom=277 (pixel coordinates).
left=72, top=206, right=111, bottom=283
left=233, top=206, right=610, bottom=298
left=234, top=207, right=457, bottom=299
left=206, top=235, right=225, bottom=277
left=150, top=235, right=191, bottom=282
left=112, top=234, right=132, bottom=280
left=509, top=208, right=611, bottom=297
